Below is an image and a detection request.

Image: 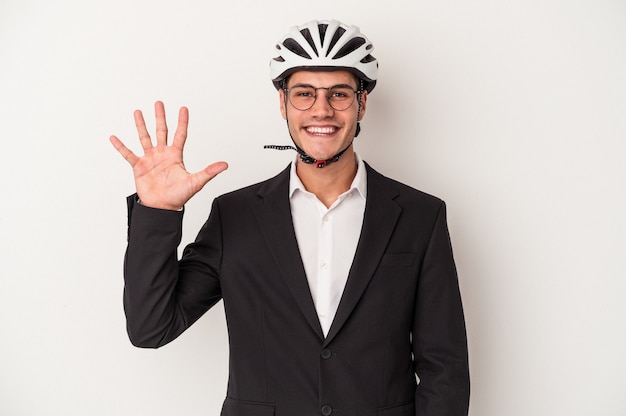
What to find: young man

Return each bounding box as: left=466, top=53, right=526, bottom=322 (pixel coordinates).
left=110, top=20, right=469, bottom=416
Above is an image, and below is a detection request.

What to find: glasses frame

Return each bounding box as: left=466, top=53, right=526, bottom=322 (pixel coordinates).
left=284, top=83, right=363, bottom=111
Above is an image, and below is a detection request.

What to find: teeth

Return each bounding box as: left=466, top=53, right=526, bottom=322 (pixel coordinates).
left=307, top=126, right=336, bottom=134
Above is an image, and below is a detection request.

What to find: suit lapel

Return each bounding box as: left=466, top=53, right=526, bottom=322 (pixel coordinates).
left=324, top=164, right=401, bottom=345
left=254, top=166, right=325, bottom=340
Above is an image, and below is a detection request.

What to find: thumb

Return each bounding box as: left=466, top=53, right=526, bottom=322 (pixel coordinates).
left=192, top=161, right=229, bottom=188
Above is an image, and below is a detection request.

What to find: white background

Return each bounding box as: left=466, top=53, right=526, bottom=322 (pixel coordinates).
left=1, top=1, right=624, bottom=415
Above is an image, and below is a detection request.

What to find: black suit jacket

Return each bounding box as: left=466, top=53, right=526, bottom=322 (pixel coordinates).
left=123, top=162, right=469, bottom=416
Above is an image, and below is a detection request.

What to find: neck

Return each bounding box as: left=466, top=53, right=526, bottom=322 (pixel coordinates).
left=295, top=150, right=358, bottom=208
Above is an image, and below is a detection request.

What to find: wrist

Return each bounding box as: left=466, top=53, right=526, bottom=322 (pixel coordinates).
left=137, top=198, right=183, bottom=211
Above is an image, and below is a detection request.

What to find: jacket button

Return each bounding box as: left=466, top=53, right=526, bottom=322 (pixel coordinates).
left=320, top=348, right=332, bottom=359
left=321, top=404, right=333, bottom=415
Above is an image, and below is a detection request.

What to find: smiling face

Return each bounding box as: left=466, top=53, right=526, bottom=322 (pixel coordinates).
left=279, top=70, right=367, bottom=162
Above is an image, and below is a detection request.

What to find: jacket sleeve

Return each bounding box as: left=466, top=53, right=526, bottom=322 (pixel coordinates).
left=413, top=201, right=470, bottom=415
left=123, top=195, right=223, bottom=348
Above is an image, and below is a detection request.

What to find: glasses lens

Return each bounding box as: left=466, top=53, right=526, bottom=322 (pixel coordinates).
left=327, top=87, right=356, bottom=111
left=288, top=87, right=316, bottom=110
left=288, top=86, right=357, bottom=111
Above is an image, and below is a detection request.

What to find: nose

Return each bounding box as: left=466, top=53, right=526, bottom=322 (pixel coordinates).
left=310, top=92, right=334, bottom=117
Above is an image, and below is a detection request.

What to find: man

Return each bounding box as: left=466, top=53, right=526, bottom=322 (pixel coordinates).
left=110, top=19, right=469, bottom=416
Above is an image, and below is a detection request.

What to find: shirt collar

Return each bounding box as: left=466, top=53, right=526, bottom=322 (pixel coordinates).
left=289, top=153, right=367, bottom=200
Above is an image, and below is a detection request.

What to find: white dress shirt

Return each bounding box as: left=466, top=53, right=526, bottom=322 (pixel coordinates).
left=289, top=154, right=367, bottom=336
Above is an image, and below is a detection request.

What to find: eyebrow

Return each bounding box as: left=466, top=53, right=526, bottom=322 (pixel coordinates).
left=289, top=83, right=357, bottom=90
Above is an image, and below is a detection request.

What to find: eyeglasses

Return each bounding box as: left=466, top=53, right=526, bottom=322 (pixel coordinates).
left=285, top=84, right=362, bottom=111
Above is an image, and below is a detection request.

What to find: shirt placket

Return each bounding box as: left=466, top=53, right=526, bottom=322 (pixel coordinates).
left=317, top=209, right=333, bottom=336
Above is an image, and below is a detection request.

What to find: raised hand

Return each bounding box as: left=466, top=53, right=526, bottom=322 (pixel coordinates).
left=110, top=101, right=228, bottom=210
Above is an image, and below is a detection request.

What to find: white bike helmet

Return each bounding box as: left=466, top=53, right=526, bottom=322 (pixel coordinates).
left=270, top=20, right=378, bottom=93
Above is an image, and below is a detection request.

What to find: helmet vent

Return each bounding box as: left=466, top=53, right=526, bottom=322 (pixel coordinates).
left=326, top=26, right=347, bottom=57
left=360, top=54, right=376, bottom=63
left=283, top=38, right=312, bottom=59
left=333, top=37, right=366, bottom=59
left=299, top=28, right=319, bottom=56
left=318, top=24, right=328, bottom=45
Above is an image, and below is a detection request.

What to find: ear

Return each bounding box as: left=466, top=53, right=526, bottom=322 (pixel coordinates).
left=357, top=90, right=368, bottom=121
left=279, top=89, right=287, bottom=120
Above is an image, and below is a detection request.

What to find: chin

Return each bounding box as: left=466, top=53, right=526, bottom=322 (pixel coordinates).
left=305, top=147, right=339, bottom=160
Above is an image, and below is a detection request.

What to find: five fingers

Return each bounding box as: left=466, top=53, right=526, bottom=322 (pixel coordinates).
left=110, top=101, right=225, bottom=183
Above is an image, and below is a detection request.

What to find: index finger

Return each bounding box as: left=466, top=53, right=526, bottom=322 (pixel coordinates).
left=172, top=106, right=189, bottom=150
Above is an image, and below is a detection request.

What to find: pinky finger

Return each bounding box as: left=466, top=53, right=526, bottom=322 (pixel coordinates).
left=109, top=135, right=139, bottom=166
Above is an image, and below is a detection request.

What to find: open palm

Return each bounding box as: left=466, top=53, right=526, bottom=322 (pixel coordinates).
left=110, top=101, right=228, bottom=210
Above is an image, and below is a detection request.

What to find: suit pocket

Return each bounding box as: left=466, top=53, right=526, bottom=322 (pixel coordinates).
left=221, top=397, right=275, bottom=416
left=378, top=253, right=416, bottom=268
left=377, top=401, right=415, bottom=416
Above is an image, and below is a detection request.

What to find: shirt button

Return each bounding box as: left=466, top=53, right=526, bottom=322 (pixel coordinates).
left=320, top=348, right=332, bottom=359
left=321, top=262, right=328, bottom=269
left=321, top=404, right=333, bottom=416
left=323, top=215, right=329, bottom=222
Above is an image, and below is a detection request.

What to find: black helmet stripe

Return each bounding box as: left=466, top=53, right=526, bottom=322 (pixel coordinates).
left=299, top=28, right=319, bottom=56
left=318, top=24, right=328, bottom=45
left=283, top=38, right=312, bottom=59
left=333, top=37, right=366, bottom=59
left=326, top=26, right=346, bottom=56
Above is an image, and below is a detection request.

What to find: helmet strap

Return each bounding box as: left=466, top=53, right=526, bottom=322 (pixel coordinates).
left=264, top=141, right=353, bottom=169
left=355, top=79, right=364, bottom=137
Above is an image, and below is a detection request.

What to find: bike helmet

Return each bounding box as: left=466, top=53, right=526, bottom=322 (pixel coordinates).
left=270, top=20, right=378, bottom=93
